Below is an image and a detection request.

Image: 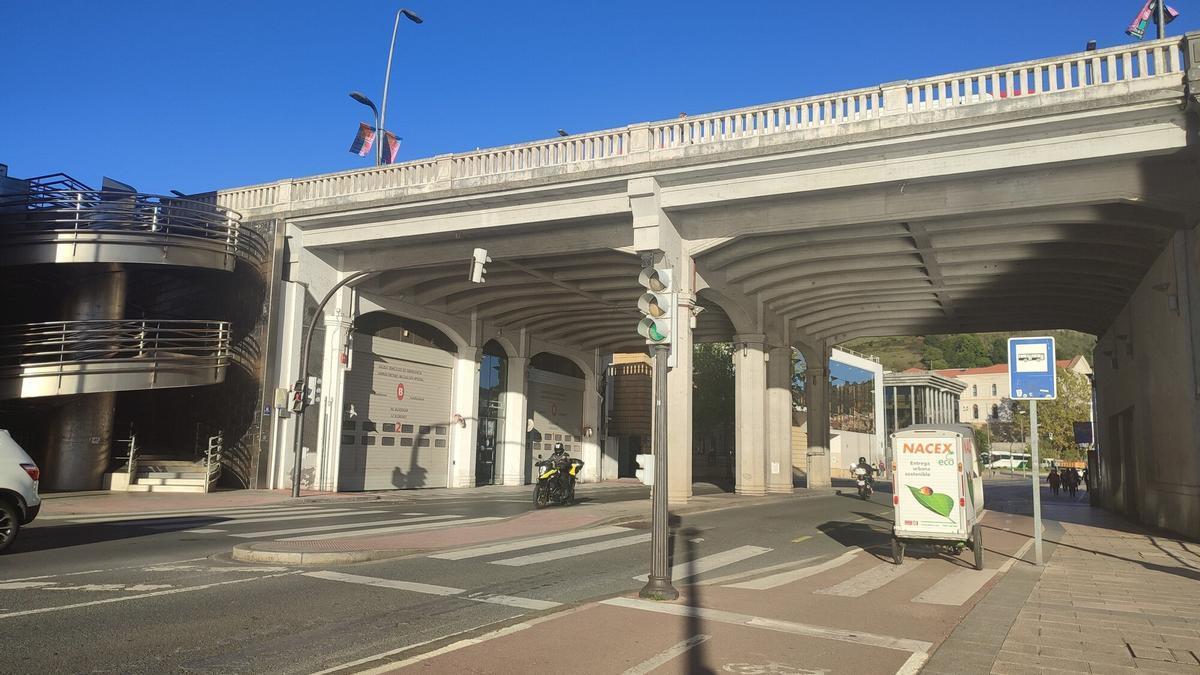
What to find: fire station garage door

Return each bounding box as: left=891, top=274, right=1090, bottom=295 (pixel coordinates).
left=526, top=368, right=584, bottom=482
left=339, top=334, right=454, bottom=490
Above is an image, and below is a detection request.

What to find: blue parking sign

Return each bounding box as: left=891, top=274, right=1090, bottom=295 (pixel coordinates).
left=1008, top=337, right=1057, bottom=400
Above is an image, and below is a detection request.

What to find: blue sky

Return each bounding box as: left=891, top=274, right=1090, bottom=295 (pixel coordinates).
left=3, top=1, right=1196, bottom=195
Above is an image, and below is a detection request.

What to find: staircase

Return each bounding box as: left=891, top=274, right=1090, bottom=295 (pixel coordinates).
left=128, top=457, right=209, bottom=493
left=104, top=431, right=222, bottom=493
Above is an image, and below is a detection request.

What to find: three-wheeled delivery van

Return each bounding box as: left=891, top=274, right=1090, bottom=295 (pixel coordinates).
left=890, top=424, right=985, bottom=569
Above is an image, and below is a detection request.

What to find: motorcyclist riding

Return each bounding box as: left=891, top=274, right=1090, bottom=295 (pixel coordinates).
left=853, top=456, right=877, bottom=486
left=550, top=442, right=571, bottom=493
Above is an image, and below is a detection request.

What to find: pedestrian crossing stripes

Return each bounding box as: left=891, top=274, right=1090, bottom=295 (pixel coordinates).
left=39, top=504, right=335, bottom=522
left=279, top=516, right=504, bottom=541
left=429, top=526, right=634, bottom=560
left=911, top=568, right=997, bottom=605
left=231, top=514, right=462, bottom=539
left=490, top=533, right=652, bottom=566
left=725, top=548, right=861, bottom=590
left=52, top=506, right=337, bottom=525
left=632, top=546, right=773, bottom=582
left=143, top=509, right=388, bottom=529
left=814, top=560, right=923, bottom=597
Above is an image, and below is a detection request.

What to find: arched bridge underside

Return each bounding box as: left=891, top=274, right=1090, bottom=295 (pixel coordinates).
left=219, top=37, right=1200, bottom=536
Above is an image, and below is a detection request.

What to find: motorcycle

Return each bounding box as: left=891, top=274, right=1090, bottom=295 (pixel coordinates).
left=853, top=466, right=873, bottom=500
left=533, top=454, right=584, bottom=508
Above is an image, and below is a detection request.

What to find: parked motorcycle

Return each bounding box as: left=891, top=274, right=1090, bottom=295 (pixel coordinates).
left=533, top=454, right=584, bottom=508
left=853, top=466, right=873, bottom=500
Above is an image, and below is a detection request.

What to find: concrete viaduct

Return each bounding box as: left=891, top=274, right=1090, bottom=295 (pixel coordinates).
left=213, top=35, right=1200, bottom=538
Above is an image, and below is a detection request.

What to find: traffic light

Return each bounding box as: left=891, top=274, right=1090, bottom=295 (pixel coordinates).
left=635, top=453, right=655, bottom=486
left=305, top=376, right=322, bottom=405
left=291, top=379, right=306, bottom=413
left=469, top=247, right=491, bottom=283
left=636, top=263, right=673, bottom=345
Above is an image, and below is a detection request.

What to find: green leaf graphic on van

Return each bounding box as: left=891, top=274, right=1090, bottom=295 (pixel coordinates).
left=907, top=485, right=955, bottom=519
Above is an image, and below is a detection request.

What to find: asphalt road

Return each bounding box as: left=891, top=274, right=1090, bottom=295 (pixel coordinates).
left=1, top=478, right=1040, bottom=674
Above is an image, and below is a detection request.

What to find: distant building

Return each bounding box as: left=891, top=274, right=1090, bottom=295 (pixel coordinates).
left=881, top=372, right=966, bottom=440
left=924, top=356, right=1092, bottom=425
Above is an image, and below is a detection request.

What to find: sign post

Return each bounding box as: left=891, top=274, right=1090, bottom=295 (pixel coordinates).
left=1008, top=337, right=1057, bottom=565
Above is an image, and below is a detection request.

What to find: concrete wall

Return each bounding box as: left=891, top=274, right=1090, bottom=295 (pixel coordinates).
left=1094, top=226, right=1200, bottom=540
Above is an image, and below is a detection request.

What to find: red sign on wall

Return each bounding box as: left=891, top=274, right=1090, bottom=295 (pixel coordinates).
left=396, top=383, right=406, bottom=400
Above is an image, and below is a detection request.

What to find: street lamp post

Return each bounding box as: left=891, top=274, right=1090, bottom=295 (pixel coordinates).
left=349, top=91, right=381, bottom=166
left=379, top=8, right=423, bottom=162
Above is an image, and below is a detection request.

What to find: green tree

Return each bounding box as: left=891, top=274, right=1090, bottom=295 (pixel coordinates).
left=1034, top=368, right=1093, bottom=460
left=692, top=343, right=735, bottom=446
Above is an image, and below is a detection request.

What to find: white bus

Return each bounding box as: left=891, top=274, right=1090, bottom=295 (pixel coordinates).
left=986, top=451, right=1053, bottom=471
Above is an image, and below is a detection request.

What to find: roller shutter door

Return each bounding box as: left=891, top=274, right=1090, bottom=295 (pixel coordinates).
left=527, top=368, right=584, bottom=481
left=339, top=334, right=454, bottom=490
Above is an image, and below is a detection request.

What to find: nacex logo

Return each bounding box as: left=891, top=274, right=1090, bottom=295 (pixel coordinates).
left=901, top=441, right=953, bottom=454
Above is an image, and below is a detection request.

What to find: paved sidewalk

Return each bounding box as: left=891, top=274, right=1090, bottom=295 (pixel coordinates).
left=929, top=497, right=1200, bottom=675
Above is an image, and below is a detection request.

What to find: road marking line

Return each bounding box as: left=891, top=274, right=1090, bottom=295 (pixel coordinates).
left=302, top=572, right=562, bottom=612
left=302, top=571, right=462, bottom=596
left=182, top=529, right=226, bottom=534
left=0, top=582, right=55, bottom=590
left=36, top=504, right=313, bottom=520
left=814, top=561, right=922, bottom=597
left=463, top=593, right=561, bottom=611
left=622, top=634, right=712, bottom=675
left=61, top=506, right=332, bottom=525
left=0, top=571, right=301, bottom=620
left=998, top=539, right=1035, bottom=573
left=281, top=516, right=502, bottom=541
left=353, top=620, right=538, bottom=674
left=143, top=564, right=289, bottom=573
left=306, top=617, right=523, bottom=675
left=696, top=556, right=825, bottom=587
left=143, top=509, right=387, bottom=529
left=491, top=533, right=651, bottom=566
left=0, top=557, right=210, bottom=584
left=232, top=514, right=460, bottom=539
left=791, top=535, right=812, bottom=543
left=430, top=525, right=633, bottom=560
left=634, top=546, right=773, bottom=582
left=726, top=549, right=860, bottom=590
left=601, top=597, right=933, bottom=653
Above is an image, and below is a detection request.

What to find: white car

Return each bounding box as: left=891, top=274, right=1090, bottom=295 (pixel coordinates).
left=0, top=429, right=41, bottom=553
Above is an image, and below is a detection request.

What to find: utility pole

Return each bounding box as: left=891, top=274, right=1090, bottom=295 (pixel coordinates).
left=1157, top=0, right=1166, bottom=38
left=640, top=343, right=677, bottom=600
left=1031, top=399, right=1043, bottom=564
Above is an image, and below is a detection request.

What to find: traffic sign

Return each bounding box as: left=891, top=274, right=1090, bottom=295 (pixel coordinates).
left=1008, top=336, right=1057, bottom=400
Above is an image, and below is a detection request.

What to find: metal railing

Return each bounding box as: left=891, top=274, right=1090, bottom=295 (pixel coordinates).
left=205, top=431, right=223, bottom=493
left=0, top=189, right=267, bottom=263
left=0, top=319, right=231, bottom=378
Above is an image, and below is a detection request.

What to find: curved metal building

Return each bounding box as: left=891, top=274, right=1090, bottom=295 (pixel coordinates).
left=0, top=167, right=274, bottom=491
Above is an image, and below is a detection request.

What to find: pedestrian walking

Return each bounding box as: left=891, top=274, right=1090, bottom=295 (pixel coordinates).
left=1082, top=467, right=1090, bottom=491
left=1066, top=469, right=1080, bottom=499
left=1048, top=468, right=1061, bottom=496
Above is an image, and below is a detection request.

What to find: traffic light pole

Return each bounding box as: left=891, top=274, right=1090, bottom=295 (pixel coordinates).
left=290, top=270, right=375, bottom=498
left=640, top=343, right=678, bottom=600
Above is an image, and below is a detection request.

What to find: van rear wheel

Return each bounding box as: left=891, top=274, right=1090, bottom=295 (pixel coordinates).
left=0, top=500, right=19, bottom=553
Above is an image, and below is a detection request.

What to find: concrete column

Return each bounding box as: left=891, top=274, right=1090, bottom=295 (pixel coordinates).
left=500, top=356, right=530, bottom=486
left=449, top=346, right=482, bottom=488
left=314, top=313, right=353, bottom=492
left=44, top=265, right=126, bottom=491
left=582, top=368, right=603, bottom=484
left=805, top=352, right=832, bottom=489
left=734, top=334, right=768, bottom=495
left=766, top=345, right=794, bottom=494
left=667, top=295, right=695, bottom=504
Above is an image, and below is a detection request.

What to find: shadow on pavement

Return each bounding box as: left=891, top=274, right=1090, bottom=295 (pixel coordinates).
left=680, top=526, right=717, bottom=675
left=14, top=516, right=235, bottom=554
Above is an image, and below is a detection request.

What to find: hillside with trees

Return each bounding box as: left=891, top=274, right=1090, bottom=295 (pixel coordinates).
left=841, top=330, right=1096, bottom=373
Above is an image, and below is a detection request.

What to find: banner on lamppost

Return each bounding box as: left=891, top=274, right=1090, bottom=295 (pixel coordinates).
left=1127, top=1, right=1179, bottom=39
left=349, top=122, right=376, bottom=157
left=382, top=131, right=401, bottom=164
